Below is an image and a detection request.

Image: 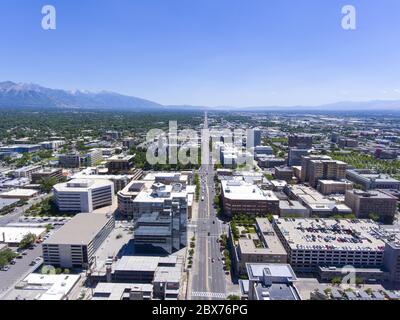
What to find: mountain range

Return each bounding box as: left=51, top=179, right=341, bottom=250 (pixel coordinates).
left=1, top=81, right=400, bottom=112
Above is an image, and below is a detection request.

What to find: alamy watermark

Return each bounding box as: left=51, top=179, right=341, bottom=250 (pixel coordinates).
left=41, top=5, right=56, bottom=30
left=145, top=121, right=256, bottom=168
left=41, top=4, right=356, bottom=31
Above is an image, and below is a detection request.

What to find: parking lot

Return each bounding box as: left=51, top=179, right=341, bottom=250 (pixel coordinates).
left=0, top=245, right=43, bottom=298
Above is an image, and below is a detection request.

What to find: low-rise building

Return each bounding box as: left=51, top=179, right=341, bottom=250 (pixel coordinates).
left=106, top=155, right=135, bottom=173
left=233, top=218, right=287, bottom=275
left=274, top=167, right=294, bottom=182
left=279, top=200, right=308, bottom=217
left=285, top=185, right=352, bottom=217
left=318, top=180, right=353, bottom=195
left=31, top=168, right=64, bottom=184
left=59, top=153, right=81, bottom=168
left=221, top=180, right=279, bottom=216
left=345, top=189, right=398, bottom=223
left=346, top=169, right=400, bottom=191
left=0, top=188, right=39, bottom=200
left=240, top=263, right=300, bottom=300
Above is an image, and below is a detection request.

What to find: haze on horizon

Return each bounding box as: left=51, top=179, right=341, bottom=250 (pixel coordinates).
left=1, top=0, right=400, bottom=107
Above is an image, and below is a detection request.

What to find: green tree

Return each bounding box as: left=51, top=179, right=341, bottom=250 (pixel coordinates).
left=40, top=176, right=58, bottom=193
left=19, top=233, right=37, bottom=249
left=227, top=294, right=240, bottom=300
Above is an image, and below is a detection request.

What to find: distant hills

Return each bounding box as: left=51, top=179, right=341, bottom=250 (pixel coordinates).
left=0, top=81, right=163, bottom=111
left=1, top=81, right=400, bottom=112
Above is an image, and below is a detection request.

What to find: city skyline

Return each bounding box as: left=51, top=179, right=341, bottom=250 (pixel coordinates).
left=1, top=0, right=400, bottom=106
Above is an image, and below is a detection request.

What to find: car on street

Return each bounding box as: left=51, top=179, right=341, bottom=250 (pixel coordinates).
left=1, top=266, right=10, bottom=271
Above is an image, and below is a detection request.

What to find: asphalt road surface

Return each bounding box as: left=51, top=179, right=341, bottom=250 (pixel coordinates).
left=191, top=113, right=227, bottom=300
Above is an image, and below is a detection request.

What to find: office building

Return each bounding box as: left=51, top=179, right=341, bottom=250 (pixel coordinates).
left=85, top=149, right=103, bottom=167
left=240, top=263, right=300, bottom=300
left=317, top=180, right=353, bottom=195
left=0, top=144, right=41, bottom=154
left=233, top=218, right=287, bottom=275
left=92, top=283, right=153, bottom=300
left=338, top=137, right=358, bottom=148
left=383, top=238, right=400, bottom=286
left=279, top=200, right=308, bottom=217
left=285, top=185, right=352, bottom=217
left=106, top=155, right=135, bottom=173
left=254, top=146, right=273, bottom=157
left=111, top=255, right=183, bottom=300
left=288, top=148, right=310, bottom=166
left=39, top=140, right=65, bottom=150
left=12, top=165, right=42, bottom=180
left=221, top=180, right=279, bottom=216
left=274, top=167, right=294, bottom=182
left=288, top=135, right=313, bottom=149
left=345, top=189, right=398, bottom=223
left=132, top=182, right=191, bottom=254
left=53, top=179, right=114, bottom=213
left=72, top=167, right=138, bottom=193
left=301, top=155, right=347, bottom=187
left=59, top=153, right=81, bottom=168
left=31, top=168, right=64, bottom=184
left=346, top=169, right=400, bottom=191
left=42, top=213, right=115, bottom=269
left=258, top=157, right=286, bottom=169
left=122, top=138, right=136, bottom=150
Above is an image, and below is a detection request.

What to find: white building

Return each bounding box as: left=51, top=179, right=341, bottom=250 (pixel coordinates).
left=53, top=179, right=114, bottom=213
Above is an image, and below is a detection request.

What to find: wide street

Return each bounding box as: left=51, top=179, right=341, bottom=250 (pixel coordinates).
left=190, top=113, right=227, bottom=300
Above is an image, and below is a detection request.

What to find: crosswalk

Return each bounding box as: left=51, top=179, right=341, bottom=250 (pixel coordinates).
left=192, top=292, right=227, bottom=299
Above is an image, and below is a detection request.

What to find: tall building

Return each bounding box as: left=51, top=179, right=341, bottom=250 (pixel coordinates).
left=301, top=155, right=346, bottom=187
left=131, top=182, right=192, bottom=254
left=345, top=189, right=398, bottom=223
left=42, top=213, right=115, bottom=269
left=247, top=129, right=262, bottom=148
left=288, top=135, right=313, bottom=149
left=288, top=148, right=310, bottom=167
left=53, top=179, right=114, bottom=213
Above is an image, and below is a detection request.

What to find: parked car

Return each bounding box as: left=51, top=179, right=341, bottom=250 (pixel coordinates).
left=1, top=266, right=10, bottom=271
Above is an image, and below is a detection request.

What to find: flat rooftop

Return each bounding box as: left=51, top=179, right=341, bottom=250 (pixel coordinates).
left=54, top=179, right=113, bottom=192
left=274, top=218, right=386, bottom=251
left=114, top=255, right=178, bottom=272
left=0, top=226, right=46, bottom=243
left=0, top=189, right=38, bottom=198
left=237, top=218, right=287, bottom=256
left=221, top=180, right=278, bottom=201
left=44, top=213, right=113, bottom=245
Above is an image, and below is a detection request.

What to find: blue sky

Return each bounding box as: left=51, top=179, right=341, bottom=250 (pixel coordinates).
left=1, top=0, right=400, bottom=106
